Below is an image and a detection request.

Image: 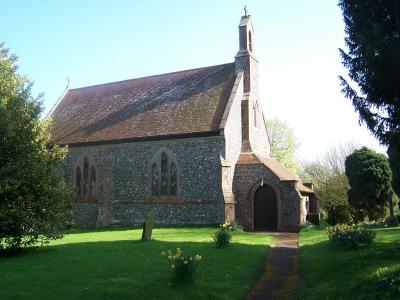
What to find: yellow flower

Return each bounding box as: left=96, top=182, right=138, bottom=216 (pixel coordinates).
left=168, top=255, right=172, bottom=260
left=194, top=255, right=203, bottom=261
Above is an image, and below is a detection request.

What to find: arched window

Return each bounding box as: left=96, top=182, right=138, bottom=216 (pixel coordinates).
left=152, top=163, right=159, bottom=196
left=249, top=31, right=253, bottom=52
left=161, top=153, right=168, bottom=195
left=90, top=166, right=96, bottom=196
left=253, top=101, right=258, bottom=127
left=75, top=155, right=97, bottom=200
left=149, top=151, right=178, bottom=197
left=83, top=157, right=89, bottom=196
left=76, top=167, right=82, bottom=196
left=170, top=163, right=177, bottom=196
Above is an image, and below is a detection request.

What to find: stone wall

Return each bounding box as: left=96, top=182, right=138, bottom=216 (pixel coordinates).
left=220, top=72, right=244, bottom=222
left=113, top=202, right=223, bottom=225
left=247, top=56, right=270, bottom=157
left=64, top=137, right=225, bottom=227
left=74, top=203, right=97, bottom=228
left=232, top=163, right=302, bottom=232
left=221, top=72, right=243, bottom=164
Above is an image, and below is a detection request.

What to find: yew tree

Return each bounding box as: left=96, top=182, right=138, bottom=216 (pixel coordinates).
left=338, top=0, right=400, bottom=197
left=345, top=147, right=392, bottom=222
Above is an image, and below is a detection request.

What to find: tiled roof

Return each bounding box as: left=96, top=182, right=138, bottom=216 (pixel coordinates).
left=236, top=152, right=315, bottom=194
left=49, top=63, right=235, bottom=145
left=296, top=182, right=314, bottom=194
left=237, top=153, right=298, bottom=181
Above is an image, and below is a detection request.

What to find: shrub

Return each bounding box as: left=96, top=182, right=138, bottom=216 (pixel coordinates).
left=374, top=266, right=400, bottom=294
left=228, top=220, right=243, bottom=231
left=213, top=222, right=233, bottom=248
left=301, top=221, right=316, bottom=231
left=361, top=220, right=386, bottom=228
left=326, top=224, right=376, bottom=250
left=161, top=248, right=202, bottom=281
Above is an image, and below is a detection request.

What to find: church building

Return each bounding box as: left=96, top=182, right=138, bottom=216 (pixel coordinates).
left=49, top=13, right=319, bottom=232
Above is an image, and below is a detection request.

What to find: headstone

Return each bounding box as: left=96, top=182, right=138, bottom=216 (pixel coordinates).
left=141, top=212, right=155, bottom=241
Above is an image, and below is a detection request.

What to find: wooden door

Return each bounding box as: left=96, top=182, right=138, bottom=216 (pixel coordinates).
left=254, top=185, right=277, bottom=231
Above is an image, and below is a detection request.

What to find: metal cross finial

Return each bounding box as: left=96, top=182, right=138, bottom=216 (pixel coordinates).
left=244, top=5, right=248, bottom=16
left=66, top=76, right=71, bottom=88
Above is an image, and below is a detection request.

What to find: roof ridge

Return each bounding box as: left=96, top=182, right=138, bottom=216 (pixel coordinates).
left=69, top=62, right=234, bottom=91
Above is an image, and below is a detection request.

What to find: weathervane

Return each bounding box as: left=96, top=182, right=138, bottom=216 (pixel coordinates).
left=244, top=5, right=248, bottom=16
left=66, top=76, right=71, bottom=89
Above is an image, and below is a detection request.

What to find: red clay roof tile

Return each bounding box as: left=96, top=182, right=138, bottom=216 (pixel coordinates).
left=49, top=63, right=235, bottom=145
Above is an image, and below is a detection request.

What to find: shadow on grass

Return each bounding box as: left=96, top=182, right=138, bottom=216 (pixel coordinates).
left=0, top=238, right=270, bottom=300
left=66, top=224, right=220, bottom=235
left=298, top=227, right=400, bottom=300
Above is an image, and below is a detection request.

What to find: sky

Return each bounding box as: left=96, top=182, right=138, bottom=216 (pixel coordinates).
left=1, top=0, right=386, bottom=162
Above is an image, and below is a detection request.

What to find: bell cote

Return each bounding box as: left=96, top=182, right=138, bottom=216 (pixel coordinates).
left=237, top=11, right=254, bottom=55
left=234, top=9, right=258, bottom=93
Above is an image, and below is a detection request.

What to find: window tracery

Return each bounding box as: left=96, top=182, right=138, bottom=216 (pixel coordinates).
left=150, top=151, right=178, bottom=197
left=75, top=155, right=96, bottom=198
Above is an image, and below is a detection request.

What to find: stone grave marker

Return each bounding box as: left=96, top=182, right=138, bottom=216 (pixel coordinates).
left=141, top=212, right=155, bottom=241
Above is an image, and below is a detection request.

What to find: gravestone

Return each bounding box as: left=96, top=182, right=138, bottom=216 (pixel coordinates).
left=141, top=212, right=155, bottom=241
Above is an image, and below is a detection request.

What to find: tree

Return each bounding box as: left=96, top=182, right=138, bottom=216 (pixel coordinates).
left=300, top=144, right=354, bottom=225
left=266, top=118, right=300, bottom=173
left=388, top=141, right=400, bottom=197
left=0, top=43, right=73, bottom=254
left=338, top=0, right=400, bottom=198
left=345, top=147, right=392, bottom=222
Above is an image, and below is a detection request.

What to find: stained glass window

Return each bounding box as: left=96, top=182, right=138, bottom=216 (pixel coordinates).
left=161, top=153, right=168, bottom=195
left=83, top=157, right=89, bottom=196
left=90, top=166, right=96, bottom=196
left=76, top=167, right=82, bottom=196
left=170, top=163, right=177, bottom=195
left=152, top=163, right=159, bottom=196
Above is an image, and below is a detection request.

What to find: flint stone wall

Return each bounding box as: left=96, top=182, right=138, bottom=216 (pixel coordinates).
left=233, top=163, right=301, bottom=232
left=63, top=137, right=225, bottom=227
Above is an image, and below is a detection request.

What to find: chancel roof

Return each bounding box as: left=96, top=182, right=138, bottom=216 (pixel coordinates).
left=49, top=63, right=235, bottom=145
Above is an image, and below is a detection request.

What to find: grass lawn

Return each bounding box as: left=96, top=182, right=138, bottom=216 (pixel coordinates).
left=0, top=227, right=273, bottom=300
left=299, top=226, right=400, bottom=300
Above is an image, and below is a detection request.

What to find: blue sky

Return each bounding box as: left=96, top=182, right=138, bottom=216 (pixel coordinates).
left=1, top=0, right=385, bottom=161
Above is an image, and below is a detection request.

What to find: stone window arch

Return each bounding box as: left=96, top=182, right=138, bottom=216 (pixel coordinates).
left=76, top=166, right=82, bottom=196
left=148, top=149, right=179, bottom=198
left=151, top=163, right=159, bottom=196
left=74, top=154, right=97, bottom=201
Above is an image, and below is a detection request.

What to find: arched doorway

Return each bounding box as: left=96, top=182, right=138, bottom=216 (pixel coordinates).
left=254, top=185, right=278, bottom=231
